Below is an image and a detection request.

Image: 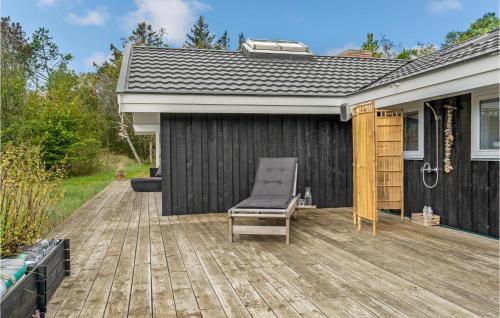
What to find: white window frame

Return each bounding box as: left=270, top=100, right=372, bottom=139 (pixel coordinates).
left=403, top=103, right=424, bottom=160
left=471, top=90, right=500, bottom=161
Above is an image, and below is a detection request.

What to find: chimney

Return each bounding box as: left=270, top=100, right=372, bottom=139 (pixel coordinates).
left=338, top=49, right=373, bottom=58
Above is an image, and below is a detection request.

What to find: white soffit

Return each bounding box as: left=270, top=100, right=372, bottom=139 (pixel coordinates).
left=133, top=112, right=160, bottom=125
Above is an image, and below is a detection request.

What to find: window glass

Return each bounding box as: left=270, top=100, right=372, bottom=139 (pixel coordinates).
left=480, top=98, right=500, bottom=150
left=404, top=112, right=419, bottom=151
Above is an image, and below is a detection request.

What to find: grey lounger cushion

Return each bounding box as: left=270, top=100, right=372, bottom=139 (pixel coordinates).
left=131, top=177, right=162, bottom=192
left=235, top=195, right=291, bottom=209
left=235, top=157, right=297, bottom=209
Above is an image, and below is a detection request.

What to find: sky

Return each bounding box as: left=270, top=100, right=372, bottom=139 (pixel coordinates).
left=4, top=0, right=499, bottom=73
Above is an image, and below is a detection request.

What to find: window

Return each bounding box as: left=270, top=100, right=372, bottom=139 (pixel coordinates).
left=472, top=91, right=500, bottom=161
left=403, top=104, right=424, bottom=160
left=404, top=112, right=419, bottom=151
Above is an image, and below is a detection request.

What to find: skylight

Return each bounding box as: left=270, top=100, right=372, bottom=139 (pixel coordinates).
left=242, top=39, right=313, bottom=59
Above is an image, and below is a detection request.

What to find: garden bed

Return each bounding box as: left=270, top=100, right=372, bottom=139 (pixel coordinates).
left=1, top=239, right=70, bottom=318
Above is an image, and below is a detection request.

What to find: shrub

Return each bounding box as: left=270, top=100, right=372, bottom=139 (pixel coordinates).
left=66, top=138, right=101, bottom=176
left=0, top=144, right=65, bottom=256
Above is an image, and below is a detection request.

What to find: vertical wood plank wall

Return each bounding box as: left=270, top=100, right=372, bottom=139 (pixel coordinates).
left=161, top=113, right=353, bottom=215
left=403, top=93, right=499, bottom=238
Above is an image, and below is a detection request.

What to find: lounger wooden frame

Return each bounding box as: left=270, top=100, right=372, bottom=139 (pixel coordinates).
left=228, top=163, right=299, bottom=244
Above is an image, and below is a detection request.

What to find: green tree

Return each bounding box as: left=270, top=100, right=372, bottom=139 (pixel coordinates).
left=238, top=32, right=245, bottom=50
left=184, top=15, right=215, bottom=49
left=361, top=33, right=382, bottom=57
left=396, top=42, right=437, bottom=60
left=28, top=27, right=72, bottom=88
left=214, top=30, right=230, bottom=50
left=94, top=22, right=171, bottom=164
left=124, top=22, right=168, bottom=47
left=1, top=17, right=31, bottom=131
left=378, top=34, right=399, bottom=58
left=6, top=67, right=102, bottom=174
left=443, top=12, right=499, bottom=48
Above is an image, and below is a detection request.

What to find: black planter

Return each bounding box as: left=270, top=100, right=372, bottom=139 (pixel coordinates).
left=149, top=167, right=158, bottom=177
left=1, top=239, right=70, bottom=318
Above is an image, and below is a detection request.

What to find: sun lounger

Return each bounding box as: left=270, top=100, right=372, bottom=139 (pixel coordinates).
left=228, top=157, right=299, bottom=244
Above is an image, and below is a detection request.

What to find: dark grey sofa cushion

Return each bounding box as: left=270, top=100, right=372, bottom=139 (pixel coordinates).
left=130, top=177, right=162, bottom=192
left=235, top=157, right=297, bottom=209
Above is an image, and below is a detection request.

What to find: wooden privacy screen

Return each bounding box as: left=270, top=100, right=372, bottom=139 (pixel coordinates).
left=352, top=101, right=404, bottom=235
left=352, top=102, right=376, bottom=232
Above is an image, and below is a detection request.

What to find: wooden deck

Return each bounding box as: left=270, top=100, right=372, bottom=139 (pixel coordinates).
left=46, top=181, right=499, bottom=318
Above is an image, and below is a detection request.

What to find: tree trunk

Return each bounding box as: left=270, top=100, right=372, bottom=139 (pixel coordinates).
left=119, top=113, right=141, bottom=164
left=125, top=134, right=142, bottom=164
left=149, top=136, right=153, bottom=165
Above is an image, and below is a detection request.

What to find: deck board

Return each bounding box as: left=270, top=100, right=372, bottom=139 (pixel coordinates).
left=47, top=181, right=499, bottom=318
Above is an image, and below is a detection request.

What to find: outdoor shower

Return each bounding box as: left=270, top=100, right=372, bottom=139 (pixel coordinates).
left=421, top=102, right=439, bottom=189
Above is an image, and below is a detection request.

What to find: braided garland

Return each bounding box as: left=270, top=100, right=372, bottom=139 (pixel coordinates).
left=443, top=105, right=456, bottom=174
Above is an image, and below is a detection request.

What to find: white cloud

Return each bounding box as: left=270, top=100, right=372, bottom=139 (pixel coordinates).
left=123, top=0, right=211, bottom=46
left=37, top=0, right=58, bottom=7
left=325, top=43, right=358, bottom=56
left=85, top=51, right=110, bottom=68
left=67, top=7, right=109, bottom=26
left=428, top=0, right=462, bottom=14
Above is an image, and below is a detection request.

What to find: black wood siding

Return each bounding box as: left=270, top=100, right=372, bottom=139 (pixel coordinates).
left=161, top=114, right=352, bottom=215
left=404, top=94, right=499, bottom=238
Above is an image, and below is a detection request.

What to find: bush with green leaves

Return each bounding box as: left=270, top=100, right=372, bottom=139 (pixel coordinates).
left=4, top=68, right=104, bottom=175
left=0, top=144, right=65, bottom=256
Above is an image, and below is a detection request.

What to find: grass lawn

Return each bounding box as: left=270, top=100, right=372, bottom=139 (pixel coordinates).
left=52, top=160, right=149, bottom=219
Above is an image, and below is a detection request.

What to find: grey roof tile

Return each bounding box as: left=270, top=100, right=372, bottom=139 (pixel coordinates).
left=362, top=29, right=500, bottom=90
left=118, top=29, right=499, bottom=97
left=119, top=46, right=407, bottom=97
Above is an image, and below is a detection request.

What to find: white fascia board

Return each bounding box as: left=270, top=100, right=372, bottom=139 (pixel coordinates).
left=347, top=54, right=499, bottom=108
left=119, top=94, right=344, bottom=114
left=373, top=69, right=499, bottom=107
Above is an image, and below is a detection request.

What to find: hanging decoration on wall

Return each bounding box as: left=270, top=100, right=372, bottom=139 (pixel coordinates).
left=443, top=100, right=457, bottom=174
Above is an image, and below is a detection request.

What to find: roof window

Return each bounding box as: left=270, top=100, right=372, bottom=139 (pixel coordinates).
left=242, top=39, right=313, bottom=59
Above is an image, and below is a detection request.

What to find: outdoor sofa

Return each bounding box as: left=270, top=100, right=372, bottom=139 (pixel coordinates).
left=130, top=167, right=162, bottom=192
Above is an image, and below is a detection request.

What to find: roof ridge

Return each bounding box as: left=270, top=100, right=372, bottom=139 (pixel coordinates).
left=133, top=44, right=411, bottom=63
left=314, top=54, right=409, bottom=62
left=355, top=28, right=500, bottom=92
left=388, top=28, right=500, bottom=67
left=355, top=59, right=412, bottom=91
left=133, top=45, right=242, bottom=54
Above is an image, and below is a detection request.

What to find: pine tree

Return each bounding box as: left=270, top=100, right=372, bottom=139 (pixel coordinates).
left=184, top=16, right=215, bottom=49
left=125, top=22, right=167, bottom=47
left=214, top=31, right=230, bottom=50
left=238, top=32, right=245, bottom=50
left=361, top=33, right=382, bottom=57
